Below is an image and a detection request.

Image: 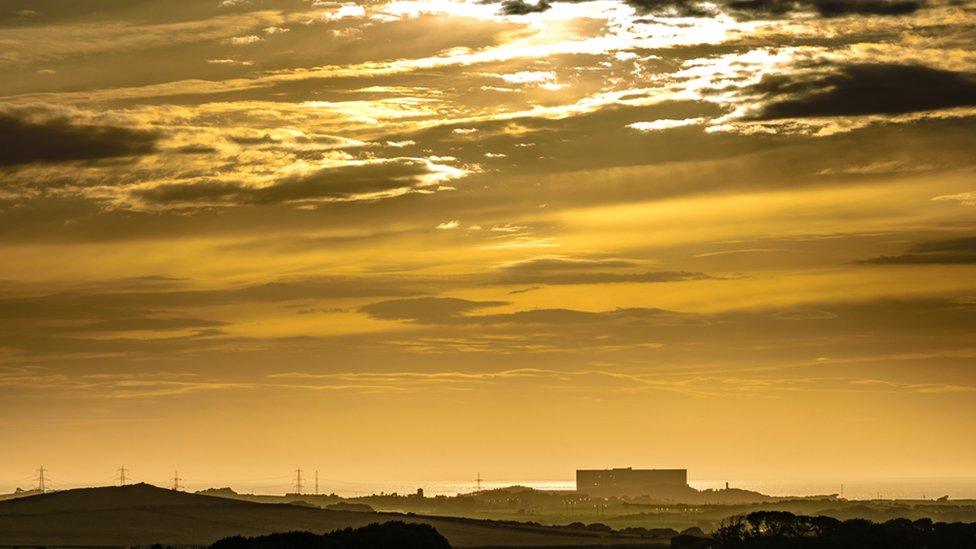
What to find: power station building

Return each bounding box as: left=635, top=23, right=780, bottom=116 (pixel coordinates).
left=576, top=468, right=689, bottom=498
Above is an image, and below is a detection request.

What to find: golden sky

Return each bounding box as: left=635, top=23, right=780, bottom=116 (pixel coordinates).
left=1, top=0, right=975, bottom=489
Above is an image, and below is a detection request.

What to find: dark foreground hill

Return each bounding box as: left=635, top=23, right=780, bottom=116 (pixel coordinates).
left=211, top=521, right=450, bottom=549
left=0, top=484, right=662, bottom=547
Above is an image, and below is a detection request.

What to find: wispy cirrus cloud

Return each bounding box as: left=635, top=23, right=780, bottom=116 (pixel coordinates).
left=860, top=236, right=976, bottom=265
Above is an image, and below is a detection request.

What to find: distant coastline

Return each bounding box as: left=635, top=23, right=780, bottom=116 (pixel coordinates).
left=7, top=478, right=975, bottom=501
left=201, top=478, right=976, bottom=501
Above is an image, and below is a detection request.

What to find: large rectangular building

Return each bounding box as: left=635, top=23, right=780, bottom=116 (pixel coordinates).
left=576, top=468, right=688, bottom=498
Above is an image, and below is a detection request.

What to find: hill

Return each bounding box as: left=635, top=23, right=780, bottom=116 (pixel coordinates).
left=0, top=484, right=662, bottom=547
left=211, top=521, right=451, bottom=549
left=0, top=487, right=41, bottom=502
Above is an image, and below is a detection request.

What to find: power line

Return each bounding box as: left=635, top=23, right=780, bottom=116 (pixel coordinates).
left=35, top=466, right=47, bottom=493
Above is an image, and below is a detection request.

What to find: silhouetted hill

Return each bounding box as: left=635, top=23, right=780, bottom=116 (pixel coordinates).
left=0, top=487, right=41, bottom=502
left=0, top=484, right=663, bottom=547
left=0, top=482, right=240, bottom=514
left=326, top=501, right=375, bottom=512
left=211, top=521, right=451, bottom=549
left=198, top=486, right=241, bottom=496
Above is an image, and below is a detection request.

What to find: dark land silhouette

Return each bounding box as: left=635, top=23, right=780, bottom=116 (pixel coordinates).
left=0, top=484, right=667, bottom=547
left=3, top=482, right=976, bottom=547
left=189, top=484, right=976, bottom=533
left=210, top=521, right=451, bottom=549
left=710, top=511, right=976, bottom=548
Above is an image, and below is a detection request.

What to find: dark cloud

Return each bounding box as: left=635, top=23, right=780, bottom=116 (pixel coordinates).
left=744, top=64, right=976, bottom=120
left=174, top=145, right=218, bottom=155
left=230, top=135, right=280, bottom=145
left=498, top=0, right=552, bottom=15
left=490, top=0, right=717, bottom=17
left=130, top=180, right=244, bottom=205
left=132, top=159, right=446, bottom=206
left=627, top=0, right=716, bottom=15
left=492, top=256, right=711, bottom=285
left=861, top=236, right=976, bottom=264
left=507, top=286, right=541, bottom=295
left=808, top=0, right=921, bottom=16
left=727, top=0, right=922, bottom=17
left=496, top=270, right=711, bottom=285
left=0, top=112, right=159, bottom=168
left=467, top=307, right=694, bottom=326
left=486, top=0, right=925, bottom=17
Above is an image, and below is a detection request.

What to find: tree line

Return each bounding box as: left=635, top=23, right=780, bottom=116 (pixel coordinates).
left=713, top=511, right=976, bottom=548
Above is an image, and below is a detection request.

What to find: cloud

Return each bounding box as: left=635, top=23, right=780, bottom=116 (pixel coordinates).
left=627, top=118, right=705, bottom=132
left=861, top=236, right=976, bottom=264
left=0, top=8, right=291, bottom=68
left=933, top=191, right=976, bottom=207
left=359, top=297, right=508, bottom=323
left=226, top=34, right=262, bottom=45
left=496, top=270, right=711, bottom=285
left=487, top=0, right=925, bottom=18
left=131, top=158, right=465, bottom=207
left=501, top=257, right=640, bottom=271
left=360, top=296, right=693, bottom=327
left=0, top=111, right=159, bottom=168
left=727, top=0, right=923, bottom=17
left=490, top=0, right=716, bottom=17
left=492, top=256, right=712, bottom=285
left=351, top=296, right=976, bottom=374
left=0, top=277, right=420, bottom=322
left=59, top=317, right=226, bottom=333
left=0, top=1, right=129, bottom=23
left=0, top=275, right=424, bottom=358
left=741, top=64, right=976, bottom=120
left=265, top=368, right=976, bottom=397
left=496, top=70, right=558, bottom=85
left=498, top=0, right=552, bottom=14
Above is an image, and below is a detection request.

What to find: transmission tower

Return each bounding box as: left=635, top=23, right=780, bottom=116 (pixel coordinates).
left=294, top=468, right=303, bottom=495
left=35, top=466, right=47, bottom=493
left=172, top=470, right=183, bottom=491
left=315, top=470, right=319, bottom=496
left=118, top=466, right=128, bottom=486
left=476, top=472, right=482, bottom=491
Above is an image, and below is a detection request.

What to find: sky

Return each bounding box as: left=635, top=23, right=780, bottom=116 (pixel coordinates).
left=1, top=0, right=975, bottom=493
